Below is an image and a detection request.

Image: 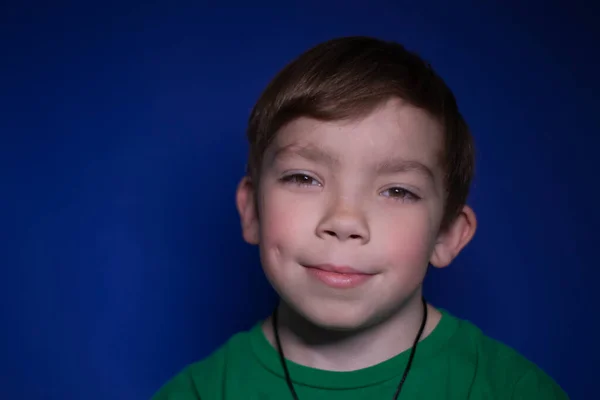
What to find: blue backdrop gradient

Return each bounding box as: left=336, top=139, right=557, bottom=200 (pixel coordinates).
left=1, top=1, right=597, bottom=399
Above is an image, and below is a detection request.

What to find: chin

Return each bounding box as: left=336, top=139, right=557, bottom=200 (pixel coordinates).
left=291, top=299, right=377, bottom=332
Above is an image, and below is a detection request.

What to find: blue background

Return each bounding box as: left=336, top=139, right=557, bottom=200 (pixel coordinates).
left=1, top=1, right=597, bottom=399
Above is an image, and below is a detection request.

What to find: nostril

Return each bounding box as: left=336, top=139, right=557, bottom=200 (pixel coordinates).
left=349, top=234, right=361, bottom=239
left=324, top=230, right=337, bottom=237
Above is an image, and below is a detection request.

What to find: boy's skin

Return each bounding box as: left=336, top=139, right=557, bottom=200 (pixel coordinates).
left=236, top=97, right=477, bottom=372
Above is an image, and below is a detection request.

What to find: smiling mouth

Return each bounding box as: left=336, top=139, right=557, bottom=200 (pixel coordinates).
left=304, top=264, right=374, bottom=289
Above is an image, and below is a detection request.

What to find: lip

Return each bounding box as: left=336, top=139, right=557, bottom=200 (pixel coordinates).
left=304, top=264, right=373, bottom=289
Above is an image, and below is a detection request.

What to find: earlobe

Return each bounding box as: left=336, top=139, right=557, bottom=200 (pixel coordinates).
left=235, top=176, right=260, bottom=245
left=430, top=205, right=477, bottom=268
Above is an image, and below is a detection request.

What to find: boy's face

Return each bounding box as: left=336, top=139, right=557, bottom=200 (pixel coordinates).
left=237, top=98, right=474, bottom=331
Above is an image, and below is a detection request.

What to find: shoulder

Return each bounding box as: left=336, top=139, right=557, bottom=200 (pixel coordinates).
left=151, top=327, right=254, bottom=400
left=443, top=311, right=569, bottom=399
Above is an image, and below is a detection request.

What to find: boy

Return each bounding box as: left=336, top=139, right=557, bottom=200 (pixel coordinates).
left=153, top=36, right=568, bottom=399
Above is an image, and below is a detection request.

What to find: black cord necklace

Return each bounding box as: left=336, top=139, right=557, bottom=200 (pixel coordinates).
left=272, top=297, right=428, bottom=400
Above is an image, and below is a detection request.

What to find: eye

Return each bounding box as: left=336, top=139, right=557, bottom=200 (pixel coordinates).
left=381, top=187, right=420, bottom=202
left=281, top=173, right=322, bottom=187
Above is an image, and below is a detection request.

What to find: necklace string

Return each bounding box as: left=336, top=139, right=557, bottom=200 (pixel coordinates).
left=272, top=296, right=428, bottom=400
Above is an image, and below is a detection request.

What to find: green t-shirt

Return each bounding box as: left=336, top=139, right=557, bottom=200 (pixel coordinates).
left=152, top=310, right=568, bottom=399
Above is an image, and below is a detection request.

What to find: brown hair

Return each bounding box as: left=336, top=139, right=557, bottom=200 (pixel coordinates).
left=246, top=36, right=474, bottom=232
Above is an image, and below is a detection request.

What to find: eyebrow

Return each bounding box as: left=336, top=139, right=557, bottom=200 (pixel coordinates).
left=271, top=144, right=340, bottom=166
left=375, top=157, right=435, bottom=181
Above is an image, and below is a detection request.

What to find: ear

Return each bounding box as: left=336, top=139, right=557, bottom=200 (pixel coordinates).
left=236, top=176, right=260, bottom=245
left=430, top=205, right=477, bottom=268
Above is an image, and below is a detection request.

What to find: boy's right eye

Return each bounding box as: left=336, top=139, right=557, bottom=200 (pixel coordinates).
left=280, top=173, right=322, bottom=187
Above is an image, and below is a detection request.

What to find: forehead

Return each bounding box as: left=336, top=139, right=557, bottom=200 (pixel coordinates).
left=270, top=98, right=444, bottom=169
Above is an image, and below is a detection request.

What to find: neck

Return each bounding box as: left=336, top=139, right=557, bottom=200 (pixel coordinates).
left=262, top=292, right=442, bottom=372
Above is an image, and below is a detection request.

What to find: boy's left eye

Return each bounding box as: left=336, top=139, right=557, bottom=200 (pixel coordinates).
left=380, top=187, right=420, bottom=201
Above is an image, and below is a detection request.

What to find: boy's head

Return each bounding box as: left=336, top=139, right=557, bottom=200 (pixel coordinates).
left=236, top=36, right=476, bottom=331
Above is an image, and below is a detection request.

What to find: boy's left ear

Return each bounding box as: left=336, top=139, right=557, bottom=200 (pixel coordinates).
left=430, top=205, right=477, bottom=268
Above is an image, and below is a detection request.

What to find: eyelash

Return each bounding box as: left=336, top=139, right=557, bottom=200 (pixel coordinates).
left=380, top=187, right=420, bottom=202
left=281, top=174, right=420, bottom=202
left=280, top=173, right=322, bottom=187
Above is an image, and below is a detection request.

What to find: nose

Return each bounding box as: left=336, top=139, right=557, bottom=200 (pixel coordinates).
left=316, top=199, right=370, bottom=244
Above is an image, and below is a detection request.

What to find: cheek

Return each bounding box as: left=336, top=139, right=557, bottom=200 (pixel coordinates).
left=259, top=191, right=317, bottom=261
left=375, top=207, right=437, bottom=266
